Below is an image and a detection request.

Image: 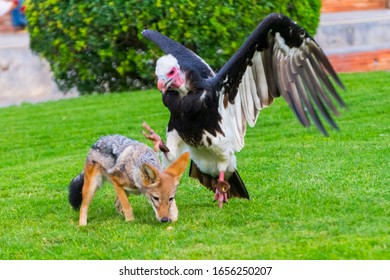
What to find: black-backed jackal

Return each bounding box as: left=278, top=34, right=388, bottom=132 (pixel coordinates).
left=68, top=135, right=189, bottom=226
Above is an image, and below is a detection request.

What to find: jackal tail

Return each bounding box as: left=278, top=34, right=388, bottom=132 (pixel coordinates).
left=69, top=172, right=84, bottom=210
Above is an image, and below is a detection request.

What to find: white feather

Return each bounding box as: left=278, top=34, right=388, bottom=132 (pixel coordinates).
left=216, top=50, right=277, bottom=153
left=252, top=51, right=270, bottom=108
left=275, top=32, right=290, bottom=55
left=217, top=88, right=245, bottom=153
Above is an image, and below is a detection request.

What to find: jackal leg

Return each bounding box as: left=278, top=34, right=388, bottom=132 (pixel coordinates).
left=112, top=182, right=134, bottom=222
left=114, top=190, right=131, bottom=215
left=79, top=163, right=102, bottom=226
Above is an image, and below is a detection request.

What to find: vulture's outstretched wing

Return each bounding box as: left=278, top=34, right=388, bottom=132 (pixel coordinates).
left=142, top=30, right=215, bottom=79
left=209, top=13, right=345, bottom=136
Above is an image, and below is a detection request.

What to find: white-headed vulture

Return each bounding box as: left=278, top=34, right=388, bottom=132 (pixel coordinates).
left=141, top=13, right=346, bottom=208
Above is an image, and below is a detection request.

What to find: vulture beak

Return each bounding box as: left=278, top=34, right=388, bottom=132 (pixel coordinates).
left=157, top=77, right=173, bottom=94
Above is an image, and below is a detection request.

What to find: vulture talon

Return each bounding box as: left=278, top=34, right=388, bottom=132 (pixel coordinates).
left=213, top=180, right=230, bottom=208
left=142, top=121, right=169, bottom=152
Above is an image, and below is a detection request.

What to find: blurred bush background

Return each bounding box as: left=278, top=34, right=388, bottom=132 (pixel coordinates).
left=26, top=0, right=321, bottom=94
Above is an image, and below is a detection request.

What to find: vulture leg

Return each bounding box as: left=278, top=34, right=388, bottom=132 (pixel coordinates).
left=142, top=122, right=170, bottom=152
left=214, top=171, right=230, bottom=208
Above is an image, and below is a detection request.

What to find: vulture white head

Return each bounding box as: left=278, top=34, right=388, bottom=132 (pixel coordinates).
left=155, top=54, right=186, bottom=94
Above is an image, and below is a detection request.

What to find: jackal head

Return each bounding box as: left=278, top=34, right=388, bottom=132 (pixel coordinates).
left=140, top=152, right=190, bottom=222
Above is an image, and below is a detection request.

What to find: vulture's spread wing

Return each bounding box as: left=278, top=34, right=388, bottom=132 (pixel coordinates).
left=210, top=13, right=345, bottom=137
left=142, top=30, right=215, bottom=79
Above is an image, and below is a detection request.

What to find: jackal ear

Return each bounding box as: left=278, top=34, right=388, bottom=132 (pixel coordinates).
left=141, top=163, right=160, bottom=187
left=164, top=152, right=190, bottom=179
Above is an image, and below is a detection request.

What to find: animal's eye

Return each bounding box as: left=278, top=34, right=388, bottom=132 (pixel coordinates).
left=168, top=69, right=175, bottom=76
left=152, top=196, right=159, bottom=201
left=169, top=197, right=175, bottom=202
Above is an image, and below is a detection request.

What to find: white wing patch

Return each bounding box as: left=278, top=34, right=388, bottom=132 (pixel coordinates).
left=238, top=50, right=274, bottom=127
left=274, top=32, right=291, bottom=55
left=251, top=51, right=272, bottom=109
left=218, top=49, right=275, bottom=152
left=218, top=88, right=246, bottom=152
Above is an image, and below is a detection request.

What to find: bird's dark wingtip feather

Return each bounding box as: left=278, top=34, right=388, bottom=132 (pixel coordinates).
left=338, top=80, right=347, bottom=92
left=228, top=171, right=250, bottom=200
left=315, top=125, right=330, bottom=137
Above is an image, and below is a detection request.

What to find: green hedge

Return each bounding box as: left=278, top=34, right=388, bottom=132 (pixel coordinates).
left=26, top=0, right=321, bottom=94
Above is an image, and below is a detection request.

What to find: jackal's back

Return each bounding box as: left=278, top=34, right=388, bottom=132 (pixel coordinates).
left=89, top=135, right=161, bottom=171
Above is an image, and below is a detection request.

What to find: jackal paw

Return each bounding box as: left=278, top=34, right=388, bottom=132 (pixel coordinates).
left=125, top=215, right=135, bottom=222
left=115, top=197, right=124, bottom=215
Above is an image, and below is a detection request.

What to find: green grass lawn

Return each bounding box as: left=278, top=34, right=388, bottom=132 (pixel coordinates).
left=0, top=71, right=389, bottom=260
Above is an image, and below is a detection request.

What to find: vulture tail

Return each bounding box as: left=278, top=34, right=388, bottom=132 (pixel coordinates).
left=189, top=160, right=250, bottom=199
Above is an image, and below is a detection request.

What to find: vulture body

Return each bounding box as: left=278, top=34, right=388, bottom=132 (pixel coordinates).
left=141, top=13, right=345, bottom=208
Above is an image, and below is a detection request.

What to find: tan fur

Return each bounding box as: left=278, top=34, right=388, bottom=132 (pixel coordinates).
left=76, top=136, right=189, bottom=226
